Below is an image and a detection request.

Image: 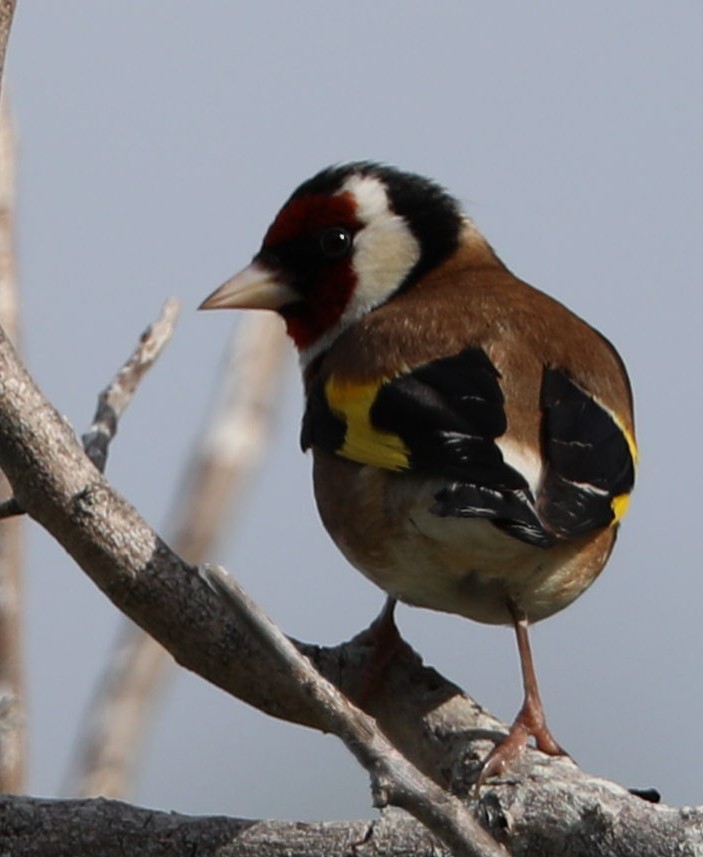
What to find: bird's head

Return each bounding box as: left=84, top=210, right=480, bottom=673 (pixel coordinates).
left=200, top=162, right=463, bottom=364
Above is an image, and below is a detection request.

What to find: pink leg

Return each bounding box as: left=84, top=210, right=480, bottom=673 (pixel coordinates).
left=479, top=603, right=567, bottom=783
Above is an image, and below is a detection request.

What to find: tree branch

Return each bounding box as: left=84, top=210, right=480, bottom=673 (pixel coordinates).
left=0, top=795, right=449, bottom=857
left=81, top=298, right=181, bottom=472
left=201, top=565, right=506, bottom=857
left=67, top=313, right=288, bottom=799
left=2, top=774, right=703, bottom=857
left=0, top=93, right=24, bottom=793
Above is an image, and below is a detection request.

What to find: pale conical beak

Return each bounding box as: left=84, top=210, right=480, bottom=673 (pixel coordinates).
left=199, top=261, right=300, bottom=311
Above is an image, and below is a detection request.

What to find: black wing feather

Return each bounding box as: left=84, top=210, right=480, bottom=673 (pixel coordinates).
left=538, top=368, right=635, bottom=537
left=372, top=349, right=523, bottom=487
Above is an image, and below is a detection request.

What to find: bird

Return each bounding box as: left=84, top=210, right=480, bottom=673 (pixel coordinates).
left=200, top=162, right=636, bottom=779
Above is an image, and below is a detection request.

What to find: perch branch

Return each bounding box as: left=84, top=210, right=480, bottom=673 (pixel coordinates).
left=200, top=565, right=506, bottom=857
left=1, top=795, right=450, bottom=857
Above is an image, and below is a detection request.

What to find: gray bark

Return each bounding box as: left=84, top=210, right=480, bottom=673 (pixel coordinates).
left=1, top=782, right=702, bottom=857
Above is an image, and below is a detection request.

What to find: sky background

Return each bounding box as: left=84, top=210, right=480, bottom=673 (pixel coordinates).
left=6, top=1, right=703, bottom=819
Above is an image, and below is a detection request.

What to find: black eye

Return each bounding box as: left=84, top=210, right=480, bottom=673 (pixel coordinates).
left=318, top=227, right=352, bottom=260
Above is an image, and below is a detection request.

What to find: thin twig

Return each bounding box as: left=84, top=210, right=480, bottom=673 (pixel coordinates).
left=200, top=565, right=507, bottom=857
left=81, top=298, right=181, bottom=473
left=66, top=313, right=288, bottom=798
left=0, top=300, right=180, bottom=513
left=0, top=94, right=24, bottom=793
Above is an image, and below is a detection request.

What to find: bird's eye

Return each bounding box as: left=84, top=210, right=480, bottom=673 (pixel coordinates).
left=318, top=227, right=352, bottom=260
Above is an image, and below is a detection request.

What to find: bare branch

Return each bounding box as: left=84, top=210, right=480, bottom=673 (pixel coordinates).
left=81, top=298, right=181, bottom=472
left=200, top=565, right=507, bottom=857
left=0, top=94, right=24, bottom=793
left=2, top=779, right=701, bottom=857
left=1, top=795, right=449, bottom=857
left=67, top=313, right=288, bottom=799
left=0, top=322, right=318, bottom=725
left=0, top=299, right=180, bottom=514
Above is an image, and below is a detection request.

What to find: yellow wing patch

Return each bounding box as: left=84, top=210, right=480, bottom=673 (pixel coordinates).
left=324, top=375, right=410, bottom=471
left=610, top=492, right=631, bottom=523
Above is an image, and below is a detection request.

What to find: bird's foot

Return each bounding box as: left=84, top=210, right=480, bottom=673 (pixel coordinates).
left=477, top=698, right=568, bottom=787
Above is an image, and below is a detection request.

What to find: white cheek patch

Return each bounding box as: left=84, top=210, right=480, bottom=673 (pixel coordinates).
left=298, top=173, right=421, bottom=369
left=339, top=174, right=421, bottom=325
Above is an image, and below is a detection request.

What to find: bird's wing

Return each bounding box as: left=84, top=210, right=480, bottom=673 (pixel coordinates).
left=536, top=367, right=636, bottom=538
left=301, top=347, right=635, bottom=547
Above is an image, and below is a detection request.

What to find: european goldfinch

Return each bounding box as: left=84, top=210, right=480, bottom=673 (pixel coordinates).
left=200, top=162, right=636, bottom=778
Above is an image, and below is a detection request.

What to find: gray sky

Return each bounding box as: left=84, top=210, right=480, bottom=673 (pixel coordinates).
left=8, top=1, right=703, bottom=818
